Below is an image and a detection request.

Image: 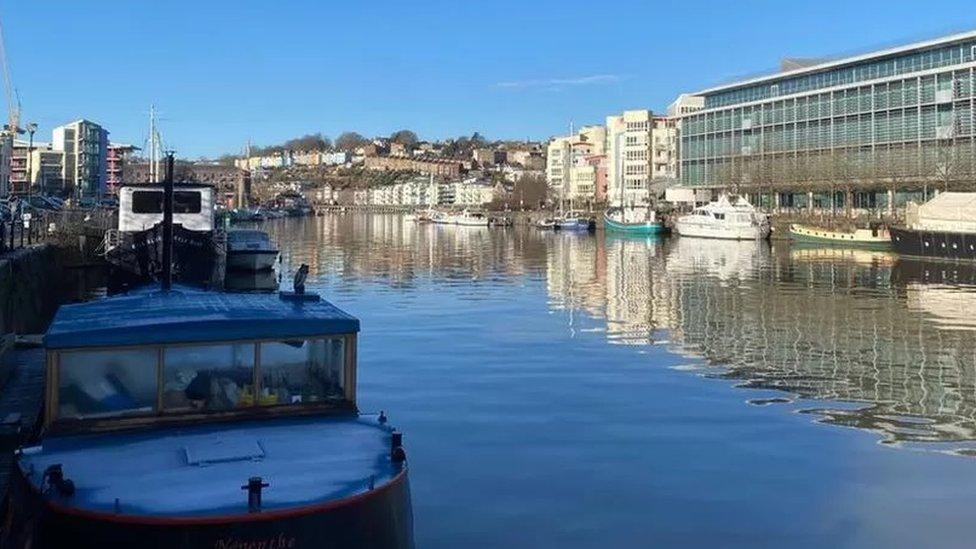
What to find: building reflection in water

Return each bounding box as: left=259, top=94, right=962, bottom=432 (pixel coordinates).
left=547, top=234, right=976, bottom=450
left=262, top=214, right=976, bottom=451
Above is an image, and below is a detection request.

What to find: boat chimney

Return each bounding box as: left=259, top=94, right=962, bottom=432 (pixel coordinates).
left=161, top=152, right=175, bottom=291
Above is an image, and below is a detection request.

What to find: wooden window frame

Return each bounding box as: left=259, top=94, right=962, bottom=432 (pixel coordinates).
left=45, top=333, right=358, bottom=433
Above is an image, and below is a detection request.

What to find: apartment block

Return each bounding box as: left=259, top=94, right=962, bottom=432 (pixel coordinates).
left=52, top=119, right=109, bottom=198
left=605, top=110, right=677, bottom=207
left=546, top=125, right=606, bottom=203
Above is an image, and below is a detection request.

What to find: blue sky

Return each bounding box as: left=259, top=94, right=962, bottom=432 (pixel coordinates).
left=5, top=1, right=976, bottom=157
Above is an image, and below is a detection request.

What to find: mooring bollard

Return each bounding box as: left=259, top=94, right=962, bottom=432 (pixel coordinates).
left=242, top=476, right=269, bottom=512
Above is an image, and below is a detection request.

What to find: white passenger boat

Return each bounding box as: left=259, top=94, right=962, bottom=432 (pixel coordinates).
left=226, top=229, right=278, bottom=271
left=674, top=195, right=770, bottom=240
left=441, top=209, right=490, bottom=227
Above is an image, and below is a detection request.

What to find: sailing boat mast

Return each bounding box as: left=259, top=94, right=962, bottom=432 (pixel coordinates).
left=148, top=104, right=162, bottom=183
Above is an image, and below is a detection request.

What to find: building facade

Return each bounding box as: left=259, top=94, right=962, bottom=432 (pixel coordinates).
left=52, top=119, right=109, bottom=198
left=605, top=110, right=677, bottom=207
left=363, top=155, right=462, bottom=177
left=678, top=31, right=976, bottom=209
left=546, top=125, right=606, bottom=203
left=10, top=140, right=65, bottom=195
left=0, top=133, right=11, bottom=198
left=106, top=144, right=138, bottom=194
left=125, top=162, right=251, bottom=208
left=10, top=140, right=28, bottom=194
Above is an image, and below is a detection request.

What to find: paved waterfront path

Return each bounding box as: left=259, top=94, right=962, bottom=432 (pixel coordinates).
left=0, top=347, right=45, bottom=498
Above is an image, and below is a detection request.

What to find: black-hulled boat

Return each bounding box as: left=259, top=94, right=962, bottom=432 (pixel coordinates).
left=105, top=175, right=223, bottom=292
left=890, top=192, right=976, bottom=261
left=4, top=155, right=414, bottom=548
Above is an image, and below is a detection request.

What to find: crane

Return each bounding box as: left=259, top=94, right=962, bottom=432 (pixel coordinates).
left=0, top=15, right=21, bottom=135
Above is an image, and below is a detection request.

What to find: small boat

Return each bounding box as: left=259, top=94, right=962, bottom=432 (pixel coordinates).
left=226, top=229, right=279, bottom=271
left=556, top=211, right=594, bottom=231
left=535, top=217, right=560, bottom=230
left=604, top=206, right=666, bottom=235
left=488, top=215, right=513, bottom=227
left=674, top=195, right=770, bottom=240
left=406, top=210, right=434, bottom=223
left=443, top=209, right=490, bottom=227
left=790, top=224, right=890, bottom=249
left=890, top=192, right=976, bottom=261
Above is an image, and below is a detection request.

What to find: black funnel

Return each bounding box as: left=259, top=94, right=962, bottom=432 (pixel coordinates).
left=161, top=153, right=175, bottom=291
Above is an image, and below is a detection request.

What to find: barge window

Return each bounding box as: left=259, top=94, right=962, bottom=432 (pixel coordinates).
left=162, top=343, right=256, bottom=411
left=259, top=338, right=345, bottom=405
left=131, top=191, right=203, bottom=214
left=58, top=349, right=158, bottom=420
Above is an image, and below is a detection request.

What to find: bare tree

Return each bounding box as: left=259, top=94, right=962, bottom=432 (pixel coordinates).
left=390, top=130, right=419, bottom=146
left=336, top=132, right=368, bottom=151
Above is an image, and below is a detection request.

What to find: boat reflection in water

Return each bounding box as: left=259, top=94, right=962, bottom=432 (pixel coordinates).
left=225, top=268, right=279, bottom=293
left=543, top=227, right=976, bottom=452
left=264, top=214, right=976, bottom=455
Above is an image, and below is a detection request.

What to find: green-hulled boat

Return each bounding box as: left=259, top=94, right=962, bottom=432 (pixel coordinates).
left=789, top=223, right=891, bottom=249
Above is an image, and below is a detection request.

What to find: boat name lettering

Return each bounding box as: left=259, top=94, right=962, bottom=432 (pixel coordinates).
left=214, top=533, right=297, bottom=549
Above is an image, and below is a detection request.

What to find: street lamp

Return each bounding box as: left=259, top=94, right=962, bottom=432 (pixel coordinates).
left=25, top=122, right=37, bottom=201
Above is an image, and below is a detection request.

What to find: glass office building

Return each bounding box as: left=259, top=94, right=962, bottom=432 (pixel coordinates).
left=679, top=31, right=976, bottom=208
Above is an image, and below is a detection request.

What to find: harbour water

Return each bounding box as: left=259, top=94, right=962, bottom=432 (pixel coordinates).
left=255, top=214, right=976, bottom=548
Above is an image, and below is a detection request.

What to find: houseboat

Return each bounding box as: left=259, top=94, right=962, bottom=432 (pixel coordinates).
left=226, top=229, right=279, bottom=272
left=789, top=223, right=890, bottom=249
left=3, top=282, right=414, bottom=548
left=674, top=195, right=770, bottom=240
left=104, top=182, right=223, bottom=291
left=890, top=192, right=976, bottom=261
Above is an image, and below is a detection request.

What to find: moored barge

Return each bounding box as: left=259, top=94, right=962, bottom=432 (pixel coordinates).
left=789, top=223, right=890, bottom=249
left=104, top=181, right=224, bottom=292
left=890, top=192, right=976, bottom=261
left=3, top=285, right=413, bottom=548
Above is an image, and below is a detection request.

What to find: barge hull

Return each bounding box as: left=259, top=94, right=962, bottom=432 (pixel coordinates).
left=889, top=226, right=976, bottom=261
left=7, top=468, right=413, bottom=549
left=106, top=224, right=220, bottom=292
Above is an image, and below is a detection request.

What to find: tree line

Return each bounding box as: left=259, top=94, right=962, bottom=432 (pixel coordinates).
left=238, top=129, right=507, bottom=158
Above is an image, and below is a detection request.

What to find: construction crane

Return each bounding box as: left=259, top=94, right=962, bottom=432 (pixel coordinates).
left=0, top=15, right=21, bottom=135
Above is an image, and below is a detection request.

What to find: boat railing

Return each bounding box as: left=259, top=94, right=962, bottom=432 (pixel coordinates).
left=101, top=229, right=120, bottom=255
left=213, top=229, right=228, bottom=254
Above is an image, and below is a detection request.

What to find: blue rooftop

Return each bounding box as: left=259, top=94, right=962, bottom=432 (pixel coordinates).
left=44, top=286, right=360, bottom=350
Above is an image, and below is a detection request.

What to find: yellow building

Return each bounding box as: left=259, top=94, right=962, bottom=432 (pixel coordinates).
left=546, top=125, right=606, bottom=203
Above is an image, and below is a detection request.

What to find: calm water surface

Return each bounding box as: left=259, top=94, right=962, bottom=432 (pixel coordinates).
left=259, top=214, right=976, bottom=548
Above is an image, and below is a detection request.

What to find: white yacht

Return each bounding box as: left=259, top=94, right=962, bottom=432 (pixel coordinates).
left=226, top=229, right=278, bottom=271
left=441, top=209, right=490, bottom=227
left=675, top=195, right=770, bottom=240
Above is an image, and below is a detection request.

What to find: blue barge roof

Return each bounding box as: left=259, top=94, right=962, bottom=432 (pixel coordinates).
left=44, top=286, right=359, bottom=349
left=18, top=415, right=401, bottom=518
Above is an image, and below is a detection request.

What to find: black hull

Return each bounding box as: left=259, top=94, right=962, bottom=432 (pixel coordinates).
left=4, top=467, right=413, bottom=549
left=891, top=256, right=976, bottom=286
left=106, top=224, right=222, bottom=293
left=889, top=226, right=976, bottom=262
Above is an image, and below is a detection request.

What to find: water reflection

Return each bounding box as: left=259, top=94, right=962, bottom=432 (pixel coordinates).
left=263, top=214, right=976, bottom=451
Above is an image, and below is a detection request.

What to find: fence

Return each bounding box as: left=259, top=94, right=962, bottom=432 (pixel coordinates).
left=0, top=208, right=115, bottom=256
